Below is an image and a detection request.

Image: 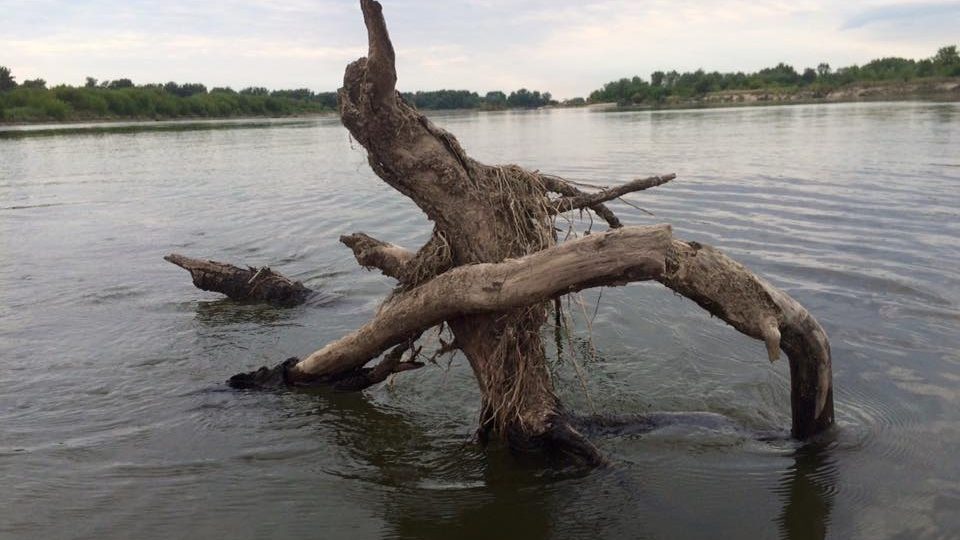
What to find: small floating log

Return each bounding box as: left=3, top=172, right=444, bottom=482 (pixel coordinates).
left=164, top=253, right=311, bottom=306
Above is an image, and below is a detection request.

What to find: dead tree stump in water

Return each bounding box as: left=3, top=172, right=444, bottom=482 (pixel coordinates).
left=228, top=0, right=835, bottom=465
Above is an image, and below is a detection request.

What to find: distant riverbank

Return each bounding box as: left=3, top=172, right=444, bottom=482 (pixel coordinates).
left=4, top=44, right=958, bottom=123
left=590, top=78, right=960, bottom=111
left=0, top=70, right=555, bottom=125
left=0, top=86, right=334, bottom=125
left=3, top=78, right=959, bottom=127
left=0, top=111, right=334, bottom=128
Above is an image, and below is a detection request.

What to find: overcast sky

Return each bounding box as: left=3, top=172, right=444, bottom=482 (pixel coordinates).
left=3, top=0, right=958, bottom=98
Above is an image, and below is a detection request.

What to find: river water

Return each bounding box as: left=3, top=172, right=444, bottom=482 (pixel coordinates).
left=1, top=102, right=958, bottom=539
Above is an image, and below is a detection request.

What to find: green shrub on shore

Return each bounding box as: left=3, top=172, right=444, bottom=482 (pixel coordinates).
left=0, top=75, right=558, bottom=122
left=0, top=77, right=332, bottom=123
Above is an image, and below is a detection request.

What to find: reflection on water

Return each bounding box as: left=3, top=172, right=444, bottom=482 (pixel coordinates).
left=1, top=102, right=959, bottom=538
left=191, top=293, right=339, bottom=326
left=194, top=299, right=302, bottom=326
left=776, top=442, right=837, bottom=540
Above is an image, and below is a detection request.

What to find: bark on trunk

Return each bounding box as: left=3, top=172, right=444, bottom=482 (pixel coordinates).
left=336, top=0, right=587, bottom=460
left=165, top=253, right=311, bottom=306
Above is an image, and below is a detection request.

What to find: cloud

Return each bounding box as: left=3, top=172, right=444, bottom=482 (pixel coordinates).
left=1, top=0, right=957, bottom=99
left=842, top=2, right=960, bottom=29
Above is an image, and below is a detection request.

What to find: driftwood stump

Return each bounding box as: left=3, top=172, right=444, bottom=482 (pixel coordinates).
left=165, top=253, right=311, bottom=306
left=227, top=0, right=834, bottom=465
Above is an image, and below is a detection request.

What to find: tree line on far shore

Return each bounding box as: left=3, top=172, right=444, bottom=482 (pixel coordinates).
left=400, top=88, right=554, bottom=110
left=1, top=45, right=957, bottom=122
left=589, top=45, right=960, bottom=105
left=0, top=73, right=338, bottom=123
left=0, top=68, right=557, bottom=123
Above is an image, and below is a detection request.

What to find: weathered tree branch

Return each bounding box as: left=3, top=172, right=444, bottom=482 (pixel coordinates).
left=359, top=0, right=396, bottom=107
left=551, top=174, right=677, bottom=216
left=251, top=225, right=833, bottom=440
left=340, top=233, right=414, bottom=279
left=326, top=342, right=426, bottom=392
left=539, top=174, right=623, bottom=228
left=340, top=0, right=481, bottom=245
left=289, top=225, right=671, bottom=379
left=227, top=345, right=425, bottom=392
left=164, top=253, right=311, bottom=306
left=657, top=240, right=834, bottom=438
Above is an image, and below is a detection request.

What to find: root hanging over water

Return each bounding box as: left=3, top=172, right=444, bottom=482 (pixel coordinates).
left=485, top=164, right=556, bottom=258
left=398, top=228, right=453, bottom=290
left=475, top=307, right=553, bottom=437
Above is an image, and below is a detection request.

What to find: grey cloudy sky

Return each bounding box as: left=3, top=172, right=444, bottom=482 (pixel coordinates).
left=3, top=0, right=958, bottom=98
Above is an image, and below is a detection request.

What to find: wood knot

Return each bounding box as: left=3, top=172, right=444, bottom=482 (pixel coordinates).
left=482, top=281, right=504, bottom=293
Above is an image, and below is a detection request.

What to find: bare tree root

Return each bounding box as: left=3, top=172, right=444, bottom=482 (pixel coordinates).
left=657, top=239, right=834, bottom=438
left=539, top=174, right=624, bottom=228
left=228, top=342, right=424, bottom=391
left=291, top=225, right=670, bottom=378
left=550, top=173, right=676, bottom=215
left=340, top=233, right=414, bottom=280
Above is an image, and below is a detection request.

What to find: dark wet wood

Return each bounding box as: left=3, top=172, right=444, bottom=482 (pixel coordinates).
left=164, top=253, right=311, bottom=306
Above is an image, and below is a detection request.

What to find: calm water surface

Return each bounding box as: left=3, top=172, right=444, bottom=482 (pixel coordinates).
left=1, top=103, right=958, bottom=539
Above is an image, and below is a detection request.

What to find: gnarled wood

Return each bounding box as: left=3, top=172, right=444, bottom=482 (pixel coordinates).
left=337, top=0, right=570, bottom=456
left=539, top=174, right=623, bottom=228
left=551, top=173, right=676, bottom=215
left=226, top=0, right=835, bottom=465
left=657, top=240, right=834, bottom=438
left=164, top=253, right=311, bottom=306
left=291, top=225, right=670, bottom=378
left=340, top=233, right=413, bottom=280
left=314, top=227, right=834, bottom=439
left=342, top=232, right=412, bottom=278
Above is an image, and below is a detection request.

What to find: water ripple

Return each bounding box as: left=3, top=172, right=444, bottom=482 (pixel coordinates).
left=2, top=103, right=959, bottom=539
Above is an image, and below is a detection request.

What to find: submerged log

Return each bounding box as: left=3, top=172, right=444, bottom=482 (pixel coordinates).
left=164, top=253, right=311, bottom=306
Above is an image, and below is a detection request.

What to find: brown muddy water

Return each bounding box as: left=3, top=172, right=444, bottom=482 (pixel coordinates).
left=1, top=102, right=958, bottom=539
